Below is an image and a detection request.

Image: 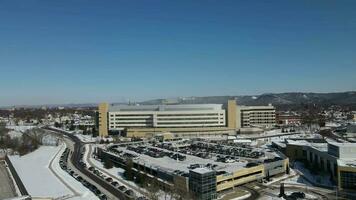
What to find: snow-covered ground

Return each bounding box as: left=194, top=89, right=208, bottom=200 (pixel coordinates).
left=6, top=125, right=36, bottom=139
left=75, top=134, right=99, bottom=143
left=6, top=125, right=36, bottom=132
left=7, top=130, right=23, bottom=139
left=86, top=145, right=145, bottom=197
left=88, top=150, right=176, bottom=200
left=9, top=145, right=71, bottom=198
left=9, top=144, right=98, bottom=200
left=292, top=161, right=334, bottom=187
left=52, top=144, right=98, bottom=200
left=283, top=174, right=313, bottom=187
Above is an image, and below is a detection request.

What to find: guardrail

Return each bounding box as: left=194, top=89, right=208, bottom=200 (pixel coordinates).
left=5, top=155, right=29, bottom=196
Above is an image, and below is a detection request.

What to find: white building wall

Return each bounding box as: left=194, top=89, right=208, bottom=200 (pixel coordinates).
left=107, top=109, right=226, bottom=130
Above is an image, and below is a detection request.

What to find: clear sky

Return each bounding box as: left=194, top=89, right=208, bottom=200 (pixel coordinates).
left=1, top=0, right=355, bottom=106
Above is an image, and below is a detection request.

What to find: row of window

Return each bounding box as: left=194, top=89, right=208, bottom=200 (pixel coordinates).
left=157, top=121, right=223, bottom=125
left=110, top=113, right=223, bottom=116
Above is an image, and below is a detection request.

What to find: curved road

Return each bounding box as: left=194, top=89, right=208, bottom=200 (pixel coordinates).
left=44, top=127, right=135, bottom=200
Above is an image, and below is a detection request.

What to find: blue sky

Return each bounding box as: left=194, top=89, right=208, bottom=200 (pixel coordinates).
left=1, top=0, right=355, bottom=106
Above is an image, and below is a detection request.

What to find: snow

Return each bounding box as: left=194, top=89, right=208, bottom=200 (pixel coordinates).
left=75, top=134, right=98, bottom=143
left=114, top=146, right=248, bottom=173
left=9, top=144, right=98, bottom=200
left=6, top=125, right=36, bottom=132
left=9, top=145, right=71, bottom=198
left=292, top=161, right=334, bottom=187
left=8, top=130, right=23, bottom=139
left=86, top=145, right=145, bottom=197
left=52, top=144, right=98, bottom=200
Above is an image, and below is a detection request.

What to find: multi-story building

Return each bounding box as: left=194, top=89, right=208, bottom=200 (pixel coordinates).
left=97, top=100, right=276, bottom=137
left=97, top=144, right=289, bottom=200
left=276, top=112, right=302, bottom=126
left=98, top=103, right=234, bottom=138
left=285, top=140, right=356, bottom=190
left=236, top=105, right=276, bottom=129
left=189, top=168, right=217, bottom=200
left=108, top=104, right=226, bottom=129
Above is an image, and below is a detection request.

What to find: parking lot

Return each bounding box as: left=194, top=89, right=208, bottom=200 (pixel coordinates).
left=108, top=142, right=258, bottom=174
left=104, top=138, right=273, bottom=173
left=62, top=136, right=146, bottom=200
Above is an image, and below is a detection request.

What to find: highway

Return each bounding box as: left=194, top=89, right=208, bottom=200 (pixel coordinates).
left=44, top=127, right=136, bottom=200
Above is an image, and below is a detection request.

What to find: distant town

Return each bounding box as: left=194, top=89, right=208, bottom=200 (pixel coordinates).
left=1, top=93, right=356, bottom=200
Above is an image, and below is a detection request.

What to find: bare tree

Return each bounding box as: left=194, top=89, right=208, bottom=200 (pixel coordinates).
left=143, top=179, right=160, bottom=200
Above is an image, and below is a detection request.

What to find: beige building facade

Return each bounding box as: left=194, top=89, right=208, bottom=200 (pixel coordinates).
left=98, top=103, right=109, bottom=137
left=236, top=105, right=276, bottom=129
left=97, top=100, right=276, bottom=137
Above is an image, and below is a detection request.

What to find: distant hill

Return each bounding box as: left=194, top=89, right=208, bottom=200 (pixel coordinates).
left=140, top=91, right=356, bottom=108
left=2, top=91, right=355, bottom=110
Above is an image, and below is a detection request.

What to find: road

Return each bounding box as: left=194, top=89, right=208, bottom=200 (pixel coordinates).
left=63, top=137, right=118, bottom=200
left=86, top=144, right=146, bottom=197
left=47, top=143, right=79, bottom=198
left=44, top=127, right=135, bottom=200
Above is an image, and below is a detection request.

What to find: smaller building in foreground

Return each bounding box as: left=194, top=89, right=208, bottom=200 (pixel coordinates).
left=97, top=143, right=289, bottom=200
left=285, top=140, right=356, bottom=190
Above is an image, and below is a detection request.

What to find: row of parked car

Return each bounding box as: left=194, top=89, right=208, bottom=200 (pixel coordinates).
left=87, top=166, right=136, bottom=199
left=126, top=145, right=187, bottom=161
left=216, top=155, right=243, bottom=163
left=59, top=148, right=107, bottom=200
left=154, top=142, right=212, bottom=159
left=190, top=142, right=265, bottom=159
left=109, top=148, right=138, bottom=160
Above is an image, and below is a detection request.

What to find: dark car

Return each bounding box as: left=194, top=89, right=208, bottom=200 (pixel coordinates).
left=118, top=185, right=126, bottom=191
left=125, top=189, right=134, bottom=197
left=111, top=181, right=119, bottom=187
left=105, top=177, right=113, bottom=182
left=99, top=194, right=107, bottom=200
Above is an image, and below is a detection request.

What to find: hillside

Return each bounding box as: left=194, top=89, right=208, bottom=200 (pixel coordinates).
left=140, top=92, right=356, bottom=108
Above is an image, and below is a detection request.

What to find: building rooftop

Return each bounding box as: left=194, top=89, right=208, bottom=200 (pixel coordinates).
left=337, top=159, right=356, bottom=168
left=286, top=140, right=328, bottom=151
left=108, top=104, right=223, bottom=112
left=238, top=105, right=275, bottom=110
left=191, top=167, right=214, bottom=174
left=114, top=146, right=251, bottom=174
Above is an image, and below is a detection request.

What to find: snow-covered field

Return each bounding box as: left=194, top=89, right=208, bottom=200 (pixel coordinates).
left=52, top=144, right=98, bottom=200
left=9, top=145, right=71, bottom=198
left=6, top=125, right=36, bottom=139
left=9, top=144, right=98, bottom=200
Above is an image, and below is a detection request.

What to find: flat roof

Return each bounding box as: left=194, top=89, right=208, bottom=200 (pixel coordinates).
left=126, top=127, right=234, bottom=132
left=191, top=167, right=214, bottom=174
left=109, top=104, right=223, bottom=112
left=337, top=159, right=356, bottom=168
left=114, top=146, right=250, bottom=174
left=328, top=142, right=356, bottom=148
left=239, top=105, right=275, bottom=110
left=286, top=140, right=328, bottom=151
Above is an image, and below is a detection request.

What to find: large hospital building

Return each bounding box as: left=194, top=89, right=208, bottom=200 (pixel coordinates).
left=97, top=100, right=276, bottom=138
